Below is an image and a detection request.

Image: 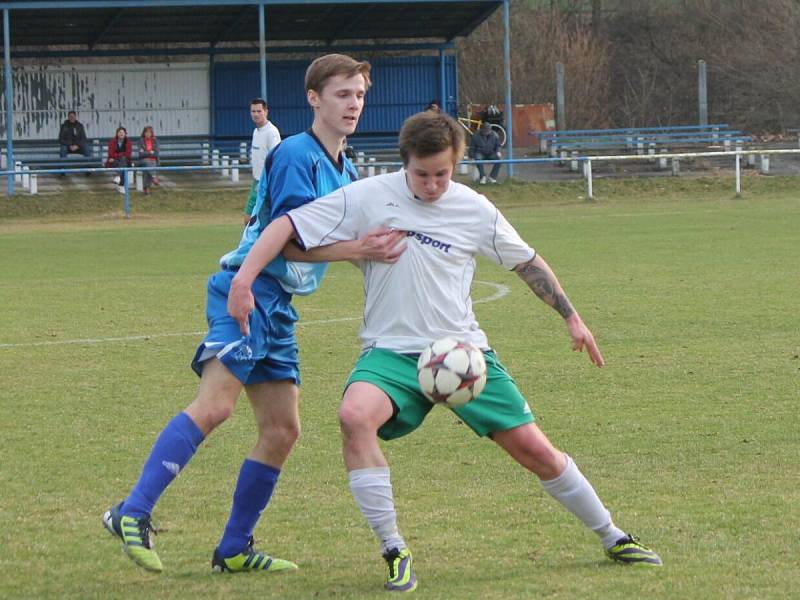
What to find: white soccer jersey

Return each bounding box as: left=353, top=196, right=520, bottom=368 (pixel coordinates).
left=288, top=169, right=536, bottom=353
left=251, top=121, right=281, bottom=181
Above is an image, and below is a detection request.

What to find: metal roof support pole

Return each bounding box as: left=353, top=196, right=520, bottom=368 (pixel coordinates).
left=209, top=52, right=216, bottom=139
left=698, top=59, right=708, bottom=127
left=438, top=48, right=446, bottom=114
left=259, top=2, right=267, bottom=101
left=502, top=0, right=513, bottom=178
left=4, top=9, right=14, bottom=196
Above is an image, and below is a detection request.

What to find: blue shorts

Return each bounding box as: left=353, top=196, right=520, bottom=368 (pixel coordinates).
left=191, top=269, right=300, bottom=385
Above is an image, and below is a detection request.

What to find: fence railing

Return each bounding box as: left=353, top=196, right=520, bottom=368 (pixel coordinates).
left=1, top=163, right=246, bottom=216
left=3, top=148, right=799, bottom=215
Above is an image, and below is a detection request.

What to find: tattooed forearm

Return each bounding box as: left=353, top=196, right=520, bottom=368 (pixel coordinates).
left=515, top=261, right=575, bottom=319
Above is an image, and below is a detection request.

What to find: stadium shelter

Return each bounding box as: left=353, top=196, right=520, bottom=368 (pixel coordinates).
left=1, top=0, right=516, bottom=195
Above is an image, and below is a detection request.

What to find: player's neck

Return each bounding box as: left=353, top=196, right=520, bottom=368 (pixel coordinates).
left=311, top=122, right=345, bottom=161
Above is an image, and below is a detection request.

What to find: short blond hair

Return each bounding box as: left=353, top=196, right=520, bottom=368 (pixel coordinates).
left=399, top=111, right=465, bottom=166
left=305, top=54, right=372, bottom=94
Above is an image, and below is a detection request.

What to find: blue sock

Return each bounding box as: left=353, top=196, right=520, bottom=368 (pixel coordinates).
left=217, top=459, right=281, bottom=558
left=121, top=412, right=205, bottom=518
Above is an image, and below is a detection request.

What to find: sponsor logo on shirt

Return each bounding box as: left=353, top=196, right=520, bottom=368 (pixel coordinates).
left=406, top=231, right=452, bottom=253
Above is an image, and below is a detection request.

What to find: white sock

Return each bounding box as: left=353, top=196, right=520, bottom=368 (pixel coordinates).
left=349, top=467, right=406, bottom=554
left=539, top=455, right=626, bottom=549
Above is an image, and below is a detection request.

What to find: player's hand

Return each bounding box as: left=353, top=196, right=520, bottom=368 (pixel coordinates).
left=357, top=227, right=407, bottom=263
left=565, top=313, right=605, bottom=367
left=227, top=276, right=255, bottom=336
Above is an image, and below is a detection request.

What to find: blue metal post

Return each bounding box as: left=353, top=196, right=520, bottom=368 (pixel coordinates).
left=4, top=9, right=15, bottom=196
left=209, top=52, right=216, bottom=139
left=438, top=48, right=446, bottom=114
left=259, top=3, right=267, bottom=100
left=502, top=0, right=513, bottom=178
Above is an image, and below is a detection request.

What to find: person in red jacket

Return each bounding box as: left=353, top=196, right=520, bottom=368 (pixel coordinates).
left=106, top=126, right=133, bottom=193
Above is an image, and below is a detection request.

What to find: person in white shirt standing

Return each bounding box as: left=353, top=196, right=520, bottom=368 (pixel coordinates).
left=228, top=110, right=663, bottom=593
left=243, top=97, right=281, bottom=223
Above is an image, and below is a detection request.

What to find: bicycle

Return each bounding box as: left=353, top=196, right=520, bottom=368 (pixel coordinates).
left=457, top=103, right=507, bottom=147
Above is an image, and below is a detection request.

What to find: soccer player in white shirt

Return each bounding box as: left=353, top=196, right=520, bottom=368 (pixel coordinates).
left=243, top=98, right=281, bottom=223
left=229, top=111, right=663, bottom=592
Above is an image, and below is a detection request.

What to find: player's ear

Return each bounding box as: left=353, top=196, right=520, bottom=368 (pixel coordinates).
left=307, top=89, right=320, bottom=109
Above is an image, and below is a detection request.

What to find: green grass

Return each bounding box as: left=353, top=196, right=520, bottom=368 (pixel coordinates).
left=1, top=178, right=798, bottom=598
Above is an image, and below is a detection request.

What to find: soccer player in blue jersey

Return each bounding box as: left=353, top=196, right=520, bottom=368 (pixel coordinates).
left=102, top=53, right=406, bottom=574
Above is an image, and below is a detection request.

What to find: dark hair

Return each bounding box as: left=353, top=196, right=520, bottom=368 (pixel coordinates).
left=425, top=100, right=441, bottom=112
left=68, top=110, right=77, bottom=117
left=115, top=126, right=127, bottom=137
left=399, top=111, right=465, bottom=166
left=250, top=98, right=267, bottom=110
left=141, top=125, right=154, bottom=138
left=305, top=53, right=372, bottom=93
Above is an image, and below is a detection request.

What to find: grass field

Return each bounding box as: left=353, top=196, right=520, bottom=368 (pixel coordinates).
left=1, top=177, right=798, bottom=599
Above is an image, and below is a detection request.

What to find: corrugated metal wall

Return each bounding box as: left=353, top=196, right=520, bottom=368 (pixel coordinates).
left=1, top=56, right=455, bottom=141
left=0, top=63, right=209, bottom=141
left=213, top=55, right=457, bottom=138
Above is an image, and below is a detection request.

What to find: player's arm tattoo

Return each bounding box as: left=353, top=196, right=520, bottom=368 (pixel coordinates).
left=515, top=259, right=575, bottom=319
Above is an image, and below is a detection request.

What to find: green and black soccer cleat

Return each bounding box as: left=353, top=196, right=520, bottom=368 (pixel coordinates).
left=606, top=534, right=663, bottom=567
left=383, top=547, right=418, bottom=592
left=211, top=536, right=298, bottom=573
left=103, top=502, right=163, bottom=573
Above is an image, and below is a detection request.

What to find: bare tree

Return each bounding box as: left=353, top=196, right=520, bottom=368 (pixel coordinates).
left=458, top=2, right=612, bottom=128
left=458, top=0, right=800, bottom=132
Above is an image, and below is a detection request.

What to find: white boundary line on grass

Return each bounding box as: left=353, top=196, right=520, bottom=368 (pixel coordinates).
left=0, top=281, right=510, bottom=349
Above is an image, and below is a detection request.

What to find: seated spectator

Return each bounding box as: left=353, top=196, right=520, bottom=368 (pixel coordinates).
left=137, top=126, right=160, bottom=195
left=425, top=100, right=441, bottom=113
left=58, top=111, right=92, bottom=161
left=106, top=127, right=133, bottom=193
left=468, top=121, right=502, bottom=184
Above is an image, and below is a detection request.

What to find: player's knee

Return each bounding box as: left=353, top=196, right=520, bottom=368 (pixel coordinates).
left=338, top=403, right=375, bottom=438
left=260, top=419, right=301, bottom=452
left=185, top=398, right=235, bottom=433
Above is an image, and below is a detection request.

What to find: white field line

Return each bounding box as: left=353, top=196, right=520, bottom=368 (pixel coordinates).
left=0, top=281, right=510, bottom=349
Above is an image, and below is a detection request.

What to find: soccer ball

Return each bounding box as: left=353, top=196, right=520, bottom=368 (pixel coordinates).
left=417, top=337, right=487, bottom=407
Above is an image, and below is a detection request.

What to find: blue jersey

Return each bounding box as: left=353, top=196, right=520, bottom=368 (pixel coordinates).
left=220, top=130, right=358, bottom=295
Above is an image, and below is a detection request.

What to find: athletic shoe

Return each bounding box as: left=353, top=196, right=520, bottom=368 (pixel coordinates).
left=211, top=536, right=298, bottom=573
left=606, top=534, right=662, bottom=567
left=487, top=177, right=498, bottom=184
left=479, top=176, right=488, bottom=185
left=102, top=502, right=163, bottom=573
left=383, top=547, right=417, bottom=592
left=117, top=185, right=125, bottom=194
left=113, top=176, right=121, bottom=185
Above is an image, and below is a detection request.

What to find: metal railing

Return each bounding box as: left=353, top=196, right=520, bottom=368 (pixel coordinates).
left=4, top=148, right=799, bottom=216
left=1, top=162, right=246, bottom=217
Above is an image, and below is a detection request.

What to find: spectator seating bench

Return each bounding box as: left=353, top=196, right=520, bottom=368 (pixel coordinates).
left=535, top=124, right=739, bottom=156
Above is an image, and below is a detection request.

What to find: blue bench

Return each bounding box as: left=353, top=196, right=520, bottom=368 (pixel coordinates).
left=536, top=124, right=733, bottom=155
left=554, top=133, right=751, bottom=154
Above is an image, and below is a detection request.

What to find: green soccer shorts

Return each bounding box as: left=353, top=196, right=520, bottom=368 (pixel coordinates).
left=346, top=347, right=535, bottom=440
left=244, top=179, right=258, bottom=216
